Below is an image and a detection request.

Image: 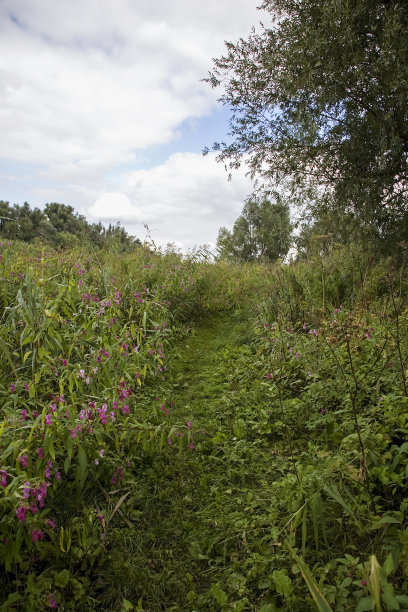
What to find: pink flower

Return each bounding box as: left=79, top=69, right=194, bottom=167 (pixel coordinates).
left=1, top=471, right=7, bottom=487
left=10, top=383, right=15, bottom=392
left=187, top=421, right=191, bottom=428
left=19, top=454, right=29, bottom=468
left=21, top=409, right=27, bottom=421
left=266, top=372, right=271, bottom=380
left=56, top=472, right=61, bottom=481
left=32, top=529, right=45, bottom=542
left=46, top=519, right=55, bottom=530
left=16, top=507, right=27, bottom=522
left=37, top=447, right=44, bottom=458
left=45, top=414, right=52, bottom=425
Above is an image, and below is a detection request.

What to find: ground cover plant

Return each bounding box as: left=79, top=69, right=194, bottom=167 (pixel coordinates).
left=0, top=239, right=408, bottom=610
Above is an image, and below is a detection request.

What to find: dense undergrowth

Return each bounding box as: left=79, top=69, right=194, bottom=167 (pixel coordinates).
left=0, top=239, right=407, bottom=610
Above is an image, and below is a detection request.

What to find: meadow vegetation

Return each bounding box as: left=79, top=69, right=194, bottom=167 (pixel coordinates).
left=1, top=237, right=407, bottom=611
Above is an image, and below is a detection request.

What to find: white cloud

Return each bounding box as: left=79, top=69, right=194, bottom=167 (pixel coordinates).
left=0, top=0, right=263, bottom=248
left=0, top=0, right=260, bottom=169
left=88, top=152, right=254, bottom=249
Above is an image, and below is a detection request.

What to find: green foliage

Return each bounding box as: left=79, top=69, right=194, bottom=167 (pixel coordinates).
left=217, top=195, right=292, bottom=262
left=0, top=239, right=408, bottom=610
left=0, top=200, right=141, bottom=251
left=205, top=0, right=408, bottom=249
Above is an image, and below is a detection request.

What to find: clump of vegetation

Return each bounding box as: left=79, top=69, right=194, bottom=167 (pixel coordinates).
left=0, top=238, right=407, bottom=610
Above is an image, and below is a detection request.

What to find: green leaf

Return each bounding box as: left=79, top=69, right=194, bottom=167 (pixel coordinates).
left=76, top=446, right=88, bottom=483
left=383, top=552, right=394, bottom=577
left=373, top=515, right=402, bottom=527
left=355, top=596, right=374, bottom=612
left=122, top=600, right=134, bottom=611
left=55, top=569, right=70, bottom=588
left=210, top=582, right=228, bottom=606
left=272, top=570, right=292, bottom=598
left=288, top=548, right=332, bottom=612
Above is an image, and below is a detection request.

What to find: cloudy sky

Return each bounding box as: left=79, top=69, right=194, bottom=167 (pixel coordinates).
left=0, top=0, right=263, bottom=250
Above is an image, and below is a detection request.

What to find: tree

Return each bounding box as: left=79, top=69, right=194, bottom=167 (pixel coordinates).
left=205, top=0, right=408, bottom=247
left=217, top=195, right=292, bottom=262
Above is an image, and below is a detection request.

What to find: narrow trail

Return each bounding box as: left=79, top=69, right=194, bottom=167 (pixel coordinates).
left=120, top=312, right=282, bottom=610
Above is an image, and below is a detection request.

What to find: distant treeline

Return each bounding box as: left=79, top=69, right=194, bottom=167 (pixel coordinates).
left=0, top=200, right=141, bottom=251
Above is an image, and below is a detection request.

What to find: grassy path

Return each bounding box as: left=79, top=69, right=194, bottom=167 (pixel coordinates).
left=103, top=312, right=299, bottom=611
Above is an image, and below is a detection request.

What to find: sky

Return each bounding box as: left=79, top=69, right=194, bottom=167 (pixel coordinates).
left=0, top=0, right=264, bottom=250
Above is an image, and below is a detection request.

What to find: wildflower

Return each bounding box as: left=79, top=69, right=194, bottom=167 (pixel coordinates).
left=16, top=507, right=27, bottom=522
left=23, top=483, right=31, bottom=498
left=21, top=409, right=27, bottom=421
left=50, top=403, right=57, bottom=412
left=1, top=471, right=7, bottom=487
left=45, top=467, right=51, bottom=479
left=98, top=449, right=105, bottom=458
left=46, top=519, right=55, bottom=530
left=55, top=472, right=61, bottom=481
left=361, top=580, right=366, bottom=587
left=189, top=444, right=194, bottom=450
left=187, top=421, right=191, bottom=428
left=266, top=372, right=271, bottom=380
left=37, top=448, right=44, bottom=458
left=168, top=439, right=172, bottom=446
left=32, top=529, right=45, bottom=542
left=10, top=383, right=15, bottom=392
left=19, top=454, right=29, bottom=468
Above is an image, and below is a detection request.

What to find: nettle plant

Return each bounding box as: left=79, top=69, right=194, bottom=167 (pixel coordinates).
left=0, top=243, right=202, bottom=608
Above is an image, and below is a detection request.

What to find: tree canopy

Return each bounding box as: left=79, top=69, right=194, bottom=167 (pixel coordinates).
left=0, top=200, right=140, bottom=251
left=205, top=0, right=408, bottom=247
left=217, top=195, right=292, bottom=261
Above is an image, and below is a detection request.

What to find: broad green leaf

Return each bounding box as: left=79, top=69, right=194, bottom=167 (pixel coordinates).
left=55, top=569, right=70, bottom=588
left=272, top=570, right=292, bottom=598
left=210, top=583, right=228, bottom=606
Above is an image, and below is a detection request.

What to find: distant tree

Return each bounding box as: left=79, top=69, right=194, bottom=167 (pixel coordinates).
left=205, top=0, right=408, bottom=248
left=0, top=200, right=141, bottom=251
left=217, top=196, right=292, bottom=262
